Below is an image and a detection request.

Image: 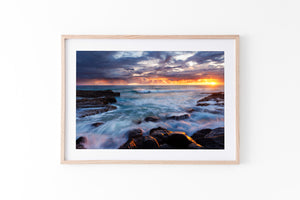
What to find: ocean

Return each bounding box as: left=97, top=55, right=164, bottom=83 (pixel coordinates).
left=76, top=85, right=224, bottom=149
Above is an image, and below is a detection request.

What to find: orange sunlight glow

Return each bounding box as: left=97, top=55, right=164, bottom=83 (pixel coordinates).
left=196, top=79, right=219, bottom=86
left=78, top=78, right=223, bottom=86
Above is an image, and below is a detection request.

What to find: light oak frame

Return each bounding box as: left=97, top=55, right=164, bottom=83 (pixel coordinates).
left=61, top=35, right=240, bottom=164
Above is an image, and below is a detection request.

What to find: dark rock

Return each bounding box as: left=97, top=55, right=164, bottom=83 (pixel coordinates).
left=77, top=90, right=120, bottom=98
left=78, top=105, right=117, bottom=118
left=143, top=136, right=160, bottom=149
left=91, top=122, right=104, bottom=127
left=144, top=116, right=160, bottom=122
left=149, top=127, right=170, bottom=135
left=199, top=137, right=224, bottom=149
left=105, top=97, right=117, bottom=103
left=167, top=113, right=190, bottom=120
left=134, top=137, right=145, bottom=148
left=191, top=129, right=212, bottom=141
left=119, top=139, right=137, bottom=149
left=149, top=127, right=171, bottom=144
left=159, top=144, right=177, bottom=149
left=76, top=136, right=87, bottom=149
left=77, top=97, right=117, bottom=108
left=78, top=109, right=100, bottom=118
left=119, top=134, right=159, bottom=149
left=187, top=143, right=203, bottom=149
left=123, top=129, right=144, bottom=148
left=76, top=136, right=87, bottom=144
left=126, top=128, right=143, bottom=139
left=205, top=127, right=224, bottom=148
left=205, top=127, right=224, bottom=138
left=120, top=129, right=160, bottom=149
left=167, top=131, right=202, bottom=148
left=197, top=92, right=224, bottom=103
left=192, top=127, right=224, bottom=149
left=102, top=105, right=117, bottom=112
left=201, top=108, right=224, bottom=115
left=132, top=119, right=142, bottom=124
left=186, top=108, right=195, bottom=113
left=77, top=109, right=101, bottom=118
left=196, top=103, right=210, bottom=106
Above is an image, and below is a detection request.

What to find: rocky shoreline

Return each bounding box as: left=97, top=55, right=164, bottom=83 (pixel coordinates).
left=76, top=90, right=224, bottom=149
left=77, top=90, right=120, bottom=118
left=76, top=126, right=224, bottom=149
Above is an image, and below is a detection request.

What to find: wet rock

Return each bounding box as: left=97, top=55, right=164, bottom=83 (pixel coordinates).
left=205, top=127, right=224, bottom=138
left=150, top=127, right=171, bottom=135
left=199, top=137, right=224, bottom=149
left=123, top=129, right=144, bottom=148
left=101, top=105, right=117, bottom=112
left=77, top=90, right=120, bottom=98
left=120, top=130, right=159, bottom=149
left=186, top=108, right=195, bottom=113
left=78, top=109, right=100, bottom=118
left=205, top=127, right=224, bottom=148
left=132, top=119, right=142, bottom=124
left=201, top=108, right=224, bottom=115
left=119, top=128, right=208, bottom=149
left=192, top=127, right=224, bottom=149
left=77, top=97, right=117, bottom=108
left=167, top=113, right=190, bottom=120
left=91, top=122, right=104, bottom=127
left=159, top=144, right=173, bottom=149
left=191, top=129, right=212, bottom=141
left=197, top=92, right=224, bottom=103
left=196, top=103, right=210, bottom=106
left=144, top=116, right=160, bottom=122
left=188, top=142, right=203, bottom=149
left=78, top=105, right=117, bottom=118
left=167, top=131, right=201, bottom=148
left=119, top=139, right=137, bottom=149
left=143, top=136, right=160, bottom=149
left=126, top=128, right=143, bottom=139
left=76, top=136, right=87, bottom=149
left=105, top=97, right=117, bottom=103
left=149, top=127, right=171, bottom=144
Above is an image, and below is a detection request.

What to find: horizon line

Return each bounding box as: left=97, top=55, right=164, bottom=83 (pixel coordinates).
left=76, top=84, right=224, bottom=86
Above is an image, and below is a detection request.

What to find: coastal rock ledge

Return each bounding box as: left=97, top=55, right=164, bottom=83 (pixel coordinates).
left=77, top=90, right=119, bottom=118
left=76, top=127, right=224, bottom=149
left=119, top=127, right=224, bottom=149
left=77, top=90, right=120, bottom=98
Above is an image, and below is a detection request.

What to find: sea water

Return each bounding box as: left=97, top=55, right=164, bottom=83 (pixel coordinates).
left=76, top=85, right=224, bottom=149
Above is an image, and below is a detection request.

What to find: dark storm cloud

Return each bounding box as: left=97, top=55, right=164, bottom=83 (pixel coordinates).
left=76, top=51, right=224, bottom=84
left=76, top=51, right=145, bottom=79
left=186, top=51, right=224, bottom=64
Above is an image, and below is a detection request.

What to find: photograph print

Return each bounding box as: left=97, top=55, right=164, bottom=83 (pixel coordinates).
left=76, top=50, right=225, bottom=150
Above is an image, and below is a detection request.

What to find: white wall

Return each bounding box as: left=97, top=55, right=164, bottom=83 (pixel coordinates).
left=0, top=0, right=299, bottom=199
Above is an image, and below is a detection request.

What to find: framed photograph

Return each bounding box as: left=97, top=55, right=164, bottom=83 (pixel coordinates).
left=61, top=35, right=239, bottom=164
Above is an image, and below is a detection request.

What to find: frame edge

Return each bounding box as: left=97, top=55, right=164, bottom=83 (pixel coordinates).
left=61, top=36, right=66, bottom=163
left=61, top=35, right=240, bottom=40
left=60, top=35, right=240, bottom=165
left=235, top=35, right=240, bottom=164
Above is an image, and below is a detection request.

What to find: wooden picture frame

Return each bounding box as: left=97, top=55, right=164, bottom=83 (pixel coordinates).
left=61, top=35, right=239, bottom=164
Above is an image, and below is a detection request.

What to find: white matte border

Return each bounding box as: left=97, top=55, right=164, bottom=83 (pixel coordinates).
left=64, top=38, right=237, bottom=161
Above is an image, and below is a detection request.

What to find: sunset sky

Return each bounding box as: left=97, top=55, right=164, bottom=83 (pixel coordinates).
left=76, top=51, right=224, bottom=85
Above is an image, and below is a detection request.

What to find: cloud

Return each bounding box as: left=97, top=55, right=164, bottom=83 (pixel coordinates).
left=76, top=51, right=224, bottom=85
